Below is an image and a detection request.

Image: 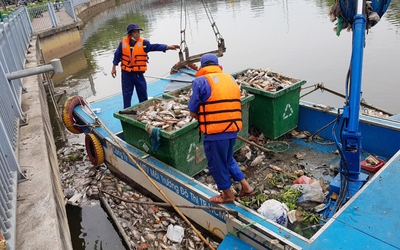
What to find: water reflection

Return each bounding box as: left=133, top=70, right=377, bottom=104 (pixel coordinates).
left=66, top=202, right=125, bottom=250
left=385, top=0, right=400, bottom=26
left=80, top=0, right=161, bottom=45
left=59, top=0, right=400, bottom=111
left=67, top=205, right=84, bottom=248
left=52, top=49, right=89, bottom=85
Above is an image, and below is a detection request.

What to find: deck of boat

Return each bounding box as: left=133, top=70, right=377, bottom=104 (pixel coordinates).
left=74, top=73, right=400, bottom=249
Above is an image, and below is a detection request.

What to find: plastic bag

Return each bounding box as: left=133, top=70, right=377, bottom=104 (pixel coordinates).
left=292, top=181, right=324, bottom=203
left=257, top=199, right=289, bottom=227
left=167, top=224, right=184, bottom=243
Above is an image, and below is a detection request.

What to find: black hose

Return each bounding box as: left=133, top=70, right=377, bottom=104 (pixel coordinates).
left=310, top=119, right=336, bottom=145
left=332, top=108, right=350, bottom=214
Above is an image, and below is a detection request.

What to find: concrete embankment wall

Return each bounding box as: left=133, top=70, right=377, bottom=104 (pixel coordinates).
left=74, top=0, right=135, bottom=23
left=17, top=35, right=73, bottom=250
left=38, top=22, right=84, bottom=63
left=16, top=1, right=139, bottom=249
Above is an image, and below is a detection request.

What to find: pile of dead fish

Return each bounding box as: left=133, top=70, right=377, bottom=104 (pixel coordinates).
left=57, top=143, right=220, bottom=250
left=164, top=87, right=192, bottom=104
left=129, top=88, right=248, bottom=133
left=234, top=68, right=297, bottom=92
left=168, top=85, right=247, bottom=103
left=133, top=99, right=194, bottom=132
left=361, top=107, right=390, bottom=118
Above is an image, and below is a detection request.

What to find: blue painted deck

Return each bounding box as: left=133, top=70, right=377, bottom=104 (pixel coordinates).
left=75, top=72, right=400, bottom=250
left=218, top=234, right=258, bottom=250
left=309, top=152, right=400, bottom=249
left=389, top=113, right=400, bottom=122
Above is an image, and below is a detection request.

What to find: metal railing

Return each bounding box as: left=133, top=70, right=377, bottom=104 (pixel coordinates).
left=0, top=1, right=73, bottom=247
left=0, top=122, right=19, bottom=250
left=0, top=6, right=33, bottom=250
left=71, top=0, right=89, bottom=7
left=64, top=0, right=78, bottom=21
left=27, top=0, right=81, bottom=33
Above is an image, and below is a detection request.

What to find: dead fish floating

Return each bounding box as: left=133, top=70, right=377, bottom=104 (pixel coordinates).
left=57, top=143, right=221, bottom=250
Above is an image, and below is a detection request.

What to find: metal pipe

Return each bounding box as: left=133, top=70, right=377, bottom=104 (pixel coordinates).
left=5, top=59, right=63, bottom=81
left=357, top=0, right=364, bottom=15
left=317, top=84, right=393, bottom=116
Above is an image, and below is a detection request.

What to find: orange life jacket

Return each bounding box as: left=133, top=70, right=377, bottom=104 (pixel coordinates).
left=198, top=72, right=242, bottom=134
left=120, top=37, right=148, bottom=72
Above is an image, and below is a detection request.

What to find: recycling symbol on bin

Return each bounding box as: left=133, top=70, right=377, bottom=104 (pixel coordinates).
left=186, top=143, right=197, bottom=162
left=283, top=104, right=293, bottom=120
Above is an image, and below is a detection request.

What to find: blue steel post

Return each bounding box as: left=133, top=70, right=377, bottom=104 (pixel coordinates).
left=324, top=0, right=392, bottom=220
left=341, top=12, right=366, bottom=180
left=326, top=0, right=369, bottom=219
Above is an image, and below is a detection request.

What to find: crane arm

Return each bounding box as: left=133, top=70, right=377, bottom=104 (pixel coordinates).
left=323, top=0, right=391, bottom=219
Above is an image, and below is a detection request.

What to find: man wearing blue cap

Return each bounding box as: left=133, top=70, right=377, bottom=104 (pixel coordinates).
left=188, top=53, right=253, bottom=204
left=111, top=23, right=180, bottom=108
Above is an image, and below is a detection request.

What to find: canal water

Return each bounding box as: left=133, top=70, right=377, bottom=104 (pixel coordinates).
left=56, top=0, right=400, bottom=248
left=66, top=202, right=126, bottom=249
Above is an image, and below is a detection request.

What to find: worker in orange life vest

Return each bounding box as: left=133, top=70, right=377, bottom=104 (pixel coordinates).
left=111, top=23, right=179, bottom=108
left=188, top=54, right=253, bottom=204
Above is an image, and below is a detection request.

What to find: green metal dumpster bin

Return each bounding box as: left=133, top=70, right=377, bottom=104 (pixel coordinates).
left=114, top=92, right=254, bottom=177
left=114, top=98, right=206, bottom=177
left=162, top=85, right=255, bottom=151
left=232, top=69, right=306, bottom=139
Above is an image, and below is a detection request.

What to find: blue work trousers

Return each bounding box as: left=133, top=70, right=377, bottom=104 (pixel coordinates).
left=121, top=71, right=148, bottom=108
left=204, top=138, right=245, bottom=190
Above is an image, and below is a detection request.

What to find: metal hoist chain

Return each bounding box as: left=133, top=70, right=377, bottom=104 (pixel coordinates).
left=178, top=0, right=226, bottom=65
left=199, top=0, right=225, bottom=49
left=179, top=0, right=189, bottom=63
